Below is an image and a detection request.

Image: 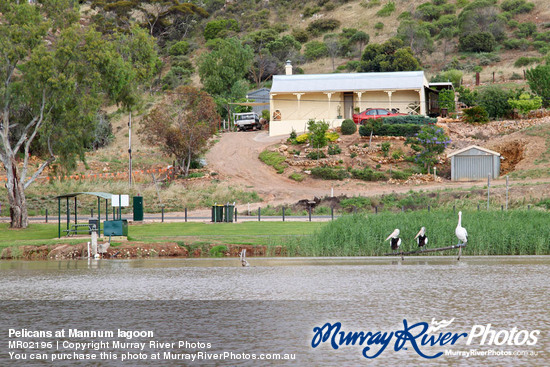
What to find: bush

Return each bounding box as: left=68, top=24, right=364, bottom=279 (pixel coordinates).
left=350, top=167, right=386, bottom=181
left=514, top=56, right=540, bottom=67
left=328, top=144, right=342, bottom=155
left=502, top=38, right=530, bottom=50
left=376, top=2, right=395, bottom=17
left=308, top=119, right=329, bottom=148
left=381, top=142, right=391, bottom=156
left=304, top=41, right=329, bottom=60
left=459, top=32, right=496, bottom=53
left=325, top=131, right=339, bottom=142
left=378, top=115, right=437, bottom=125
left=462, top=106, right=489, bottom=124
left=375, top=22, right=384, bottom=30
left=209, top=245, right=227, bottom=257
left=359, top=123, right=423, bottom=137
left=438, top=89, right=456, bottom=112
left=478, top=86, right=514, bottom=118
left=204, top=19, right=239, bottom=40
left=259, top=150, right=287, bottom=173
left=306, top=18, right=341, bottom=36
left=168, top=41, right=190, bottom=56
left=340, top=119, right=357, bottom=135
left=307, top=150, right=327, bottom=160
left=508, top=93, right=542, bottom=116
left=292, top=28, right=309, bottom=43
left=311, top=166, right=350, bottom=180
left=501, top=0, right=535, bottom=14
left=296, top=134, right=309, bottom=144
left=289, top=172, right=305, bottom=182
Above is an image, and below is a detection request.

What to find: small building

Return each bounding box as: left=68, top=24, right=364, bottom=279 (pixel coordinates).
left=448, top=145, right=501, bottom=181
left=268, top=64, right=444, bottom=136
left=246, top=88, right=270, bottom=116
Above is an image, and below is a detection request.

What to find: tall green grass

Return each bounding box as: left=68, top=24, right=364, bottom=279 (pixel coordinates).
left=283, top=211, right=550, bottom=256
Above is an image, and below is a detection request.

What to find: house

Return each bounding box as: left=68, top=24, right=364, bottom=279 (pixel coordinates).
left=447, top=145, right=501, bottom=181
left=268, top=63, right=440, bottom=136
left=245, top=88, right=270, bottom=117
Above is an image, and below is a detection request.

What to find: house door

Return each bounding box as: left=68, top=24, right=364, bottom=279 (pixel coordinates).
left=344, top=93, right=354, bottom=119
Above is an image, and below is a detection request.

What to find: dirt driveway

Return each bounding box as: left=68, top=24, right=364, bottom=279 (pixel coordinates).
left=205, top=131, right=550, bottom=207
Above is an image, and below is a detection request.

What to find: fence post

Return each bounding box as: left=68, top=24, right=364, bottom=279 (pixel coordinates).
left=375, top=206, right=378, bottom=214
left=428, top=205, right=430, bottom=212
left=487, top=174, right=491, bottom=210
left=91, top=209, right=94, bottom=217
left=477, top=204, right=480, bottom=211
left=308, top=206, right=312, bottom=222
left=45, top=209, right=48, bottom=223
left=161, top=207, right=164, bottom=223
left=501, top=205, right=504, bottom=211
left=528, top=205, right=530, bottom=211
left=401, top=206, right=404, bottom=213
left=506, top=175, right=509, bottom=211
left=353, top=205, right=357, bottom=214
left=235, top=208, right=238, bottom=222
left=282, top=207, right=285, bottom=222
left=453, top=205, right=455, bottom=213
left=258, top=207, right=261, bottom=222
left=331, top=207, right=334, bottom=221
left=185, top=208, right=187, bottom=222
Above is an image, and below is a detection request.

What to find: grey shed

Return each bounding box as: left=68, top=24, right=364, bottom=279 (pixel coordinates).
left=447, top=145, right=501, bottom=181
left=246, top=88, right=270, bottom=116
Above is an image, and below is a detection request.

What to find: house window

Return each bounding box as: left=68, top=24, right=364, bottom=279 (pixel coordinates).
left=273, top=110, right=282, bottom=120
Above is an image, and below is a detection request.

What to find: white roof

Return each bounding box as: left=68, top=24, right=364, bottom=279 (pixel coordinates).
left=270, top=71, right=426, bottom=94
left=447, top=145, right=501, bottom=158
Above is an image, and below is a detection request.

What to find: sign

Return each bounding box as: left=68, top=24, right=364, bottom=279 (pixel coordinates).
left=111, top=194, right=129, bottom=207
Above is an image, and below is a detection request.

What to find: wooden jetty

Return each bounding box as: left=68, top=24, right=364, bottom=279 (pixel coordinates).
left=383, top=244, right=467, bottom=260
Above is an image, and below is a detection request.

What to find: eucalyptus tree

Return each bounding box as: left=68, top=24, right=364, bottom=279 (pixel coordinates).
left=0, top=1, right=158, bottom=228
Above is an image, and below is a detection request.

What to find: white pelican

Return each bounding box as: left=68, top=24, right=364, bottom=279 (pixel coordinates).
left=385, top=229, right=401, bottom=252
left=455, top=211, right=468, bottom=246
left=239, top=249, right=250, bottom=267
left=415, top=227, right=428, bottom=251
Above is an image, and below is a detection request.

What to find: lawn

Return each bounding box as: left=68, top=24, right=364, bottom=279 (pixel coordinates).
left=0, top=221, right=325, bottom=250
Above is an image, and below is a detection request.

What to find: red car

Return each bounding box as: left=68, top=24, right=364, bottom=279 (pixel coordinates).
left=352, top=108, right=406, bottom=124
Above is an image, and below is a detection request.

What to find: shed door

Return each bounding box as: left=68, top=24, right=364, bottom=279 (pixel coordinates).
left=344, top=93, right=354, bottom=119
left=455, top=155, right=493, bottom=180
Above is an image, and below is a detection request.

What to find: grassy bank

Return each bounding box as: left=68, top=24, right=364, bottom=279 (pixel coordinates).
left=0, top=222, right=323, bottom=251
left=283, top=211, right=550, bottom=256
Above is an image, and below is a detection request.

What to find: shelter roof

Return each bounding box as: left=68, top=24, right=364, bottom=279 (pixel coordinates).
left=447, top=145, right=501, bottom=158
left=55, top=192, right=114, bottom=200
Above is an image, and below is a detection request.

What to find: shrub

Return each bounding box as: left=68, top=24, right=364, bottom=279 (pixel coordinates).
left=169, top=41, right=190, bottom=56
left=526, top=65, right=550, bottom=107
left=389, top=170, right=411, bottom=180
left=508, top=93, right=542, bottom=116
left=375, top=22, right=384, bottom=30
left=289, top=172, right=305, bottom=182
left=379, top=115, right=437, bottom=125
left=259, top=150, right=287, bottom=173
left=478, top=86, right=514, bottom=118
left=359, top=123, right=423, bottom=137
left=292, top=28, right=309, bottom=43
left=328, top=144, right=342, bottom=155
left=462, top=106, right=489, bottom=124
left=391, top=150, right=403, bottom=160
left=514, top=56, right=540, bottom=67
left=306, top=18, right=341, bottom=36
left=502, top=38, right=530, bottom=50
left=438, top=89, right=456, bottom=112
left=459, top=32, right=496, bottom=53
left=296, top=134, right=309, bottom=144
left=405, top=124, right=451, bottom=172
left=325, top=131, right=339, bottom=142
left=308, top=119, right=329, bottom=148
left=350, top=152, right=357, bottom=158
left=307, top=150, right=327, bottom=160
left=209, top=245, right=227, bottom=257
left=204, top=19, right=239, bottom=40
left=340, top=119, right=357, bottom=135
left=311, top=166, right=350, bottom=180
left=501, top=0, right=535, bottom=14
left=304, top=41, right=329, bottom=60
left=381, top=142, right=391, bottom=156
left=376, top=2, right=395, bottom=17
left=350, top=167, right=386, bottom=181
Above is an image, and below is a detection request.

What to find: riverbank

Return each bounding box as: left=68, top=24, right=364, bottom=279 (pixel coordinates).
left=1, top=211, right=549, bottom=260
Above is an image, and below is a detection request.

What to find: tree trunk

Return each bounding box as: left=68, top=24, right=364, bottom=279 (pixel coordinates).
left=6, top=161, right=29, bottom=228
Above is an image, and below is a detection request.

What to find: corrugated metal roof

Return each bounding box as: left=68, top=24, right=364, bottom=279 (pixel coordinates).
left=447, top=145, right=500, bottom=158
left=270, top=71, right=426, bottom=93
left=56, top=192, right=114, bottom=199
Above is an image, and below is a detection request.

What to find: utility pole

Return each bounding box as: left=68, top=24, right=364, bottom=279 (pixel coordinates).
left=128, top=111, right=132, bottom=187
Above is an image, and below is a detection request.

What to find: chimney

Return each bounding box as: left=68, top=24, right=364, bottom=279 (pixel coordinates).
left=285, top=60, right=292, bottom=75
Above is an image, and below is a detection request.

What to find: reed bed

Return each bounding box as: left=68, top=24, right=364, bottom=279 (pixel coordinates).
left=282, top=211, right=550, bottom=256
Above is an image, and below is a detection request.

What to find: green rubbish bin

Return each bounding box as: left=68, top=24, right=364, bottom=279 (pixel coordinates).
left=211, top=205, right=224, bottom=222
left=224, top=204, right=234, bottom=223
left=104, top=220, right=128, bottom=237
left=133, top=196, right=143, bottom=221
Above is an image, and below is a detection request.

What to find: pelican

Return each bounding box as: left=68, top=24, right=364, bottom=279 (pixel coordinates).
left=455, top=212, right=468, bottom=246
left=239, top=249, right=250, bottom=267
left=415, top=227, right=428, bottom=251
left=385, top=229, right=401, bottom=251
left=455, top=211, right=468, bottom=260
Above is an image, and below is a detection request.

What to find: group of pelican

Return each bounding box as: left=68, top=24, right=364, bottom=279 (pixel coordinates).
left=385, top=211, right=468, bottom=252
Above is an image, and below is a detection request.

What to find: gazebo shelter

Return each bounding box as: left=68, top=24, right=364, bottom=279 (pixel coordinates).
left=55, top=192, right=113, bottom=238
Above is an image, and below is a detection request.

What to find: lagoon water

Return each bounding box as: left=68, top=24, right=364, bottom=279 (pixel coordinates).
left=1, top=257, right=549, bottom=366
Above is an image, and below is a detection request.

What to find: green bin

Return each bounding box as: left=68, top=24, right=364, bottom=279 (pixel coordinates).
left=133, top=196, right=143, bottom=221
left=104, top=220, right=128, bottom=236
left=211, top=205, right=224, bottom=222
left=224, top=204, right=234, bottom=222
